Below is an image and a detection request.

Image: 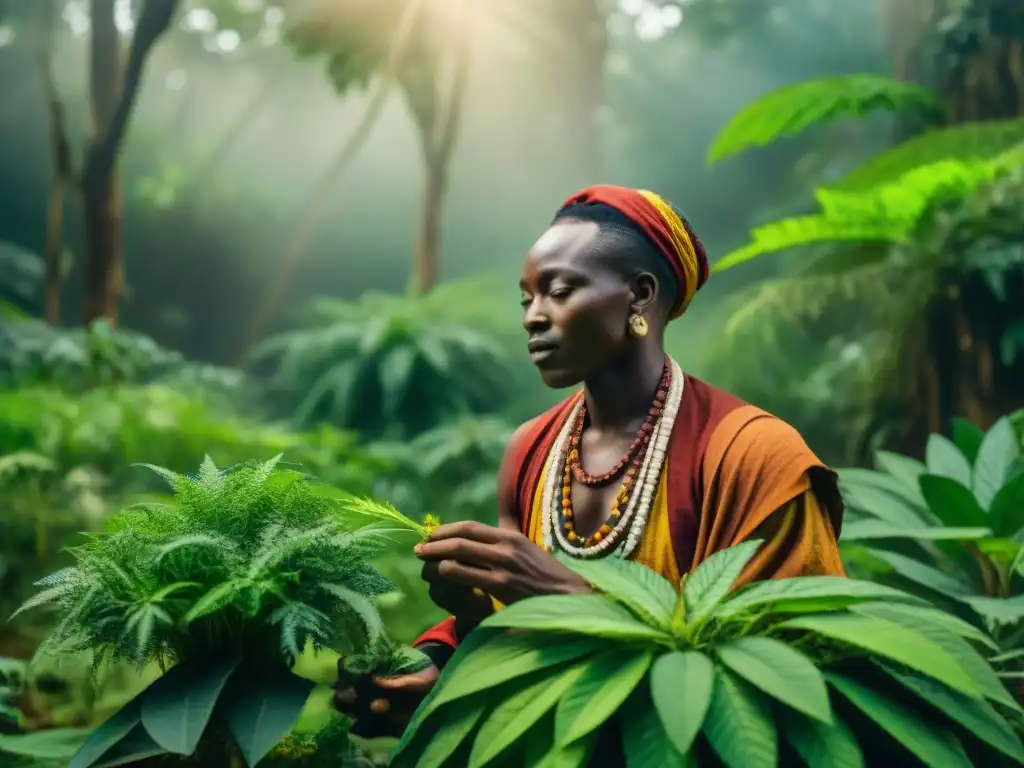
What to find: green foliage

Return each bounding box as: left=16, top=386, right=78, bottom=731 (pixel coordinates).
left=834, top=118, right=1024, bottom=191
left=0, top=317, right=245, bottom=397
left=708, top=75, right=943, bottom=164
left=839, top=417, right=1024, bottom=651
left=714, top=149, right=1024, bottom=272
left=251, top=285, right=516, bottom=438
left=9, top=457, right=428, bottom=767
left=393, top=543, right=1023, bottom=767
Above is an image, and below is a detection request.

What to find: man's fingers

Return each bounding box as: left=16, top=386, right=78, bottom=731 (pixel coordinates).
left=425, top=559, right=506, bottom=592
left=426, top=520, right=504, bottom=544
left=416, top=537, right=503, bottom=567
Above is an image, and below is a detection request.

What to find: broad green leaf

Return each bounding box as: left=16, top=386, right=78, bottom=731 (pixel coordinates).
left=990, top=473, right=1024, bottom=538
left=918, top=475, right=987, bottom=527
left=715, top=637, right=831, bottom=723
left=217, top=669, right=316, bottom=768
left=557, top=556, right=676, bottom=628
left=849, top=601, right=998, bottom=650
left=839, top=520, right=989, bottom=542
left=92, top=724, right=168, bottom=768
left=69, top=698, right=142, bottom=768
left=415, top=697, right=487, bottom=768
left=430, top=634, right=605, bottom=711
left=555, top=650, right=652, bottom=747
left=781, top=614, right=977, bottom=695
left=532, top=730, right=599, bottom=768
left=827, top=673, right=972, bottom=767
left=951, top=418, right=984, bottom=465
left=684, top=540, right=763, bottom=620
left=0, top=728, right=88, bottom=759
left=867, top=550, right=974, bottom=596
left=716, top=576, right=924, bottom=619
left=882, top=666, right=1024, bottom=762
left=140, top=657, right=240, bottom=755
left=974, top=417, right=1020, bottom=510
left=468, top=666, right=584, bottom=767
left=875, top=450, right=927, bottom=489
left=778, top=709, right=863, bottom=768
left=851, top=601, right=1017, bottom=711
left=479, top=594, right=669, bottom=643
left=838, top=469, right=929, bottom=525
left=650, top=651, right=715, bottom=756
left=917, top=475, right=987, bottom=528
left=621, top=687, right=687, bottom=768
left=925, top=435, right=973, bottom=486
left=963, top=594, right=1024, bottom=631
left=703, top=670, right=777, bottom=768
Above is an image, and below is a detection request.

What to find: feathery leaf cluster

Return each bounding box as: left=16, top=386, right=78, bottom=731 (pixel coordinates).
left=12, top=456, right=395, bottom=671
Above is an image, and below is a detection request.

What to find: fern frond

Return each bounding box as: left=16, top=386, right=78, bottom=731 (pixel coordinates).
left=132, top=462, right=184, bottom=490
left=320, top=583, right=383, bottom=647
left=708, top=74, right=942, bottom=163
left=339, top=496, right=430, bottom=540
left=833, top=118, right=1024, bottom=191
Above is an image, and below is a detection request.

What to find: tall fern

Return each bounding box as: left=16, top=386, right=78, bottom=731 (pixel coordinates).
left=707, top=74, right=943, bottom=164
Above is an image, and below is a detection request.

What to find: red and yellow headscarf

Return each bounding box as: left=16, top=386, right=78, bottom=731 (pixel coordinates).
left=558, top=185, right=709, bottom=319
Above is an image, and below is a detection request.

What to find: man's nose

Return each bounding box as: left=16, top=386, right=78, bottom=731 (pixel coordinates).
left=522, top=298, right=550, bottom=333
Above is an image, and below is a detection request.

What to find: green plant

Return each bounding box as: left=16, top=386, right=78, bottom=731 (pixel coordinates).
left=393, top=541, right=1024, bottom=767
left=11, top=457, right=427, bottom=767
left=249, top=283, right=516, bottom=438
left=838, top=415, right=1024, bottom=656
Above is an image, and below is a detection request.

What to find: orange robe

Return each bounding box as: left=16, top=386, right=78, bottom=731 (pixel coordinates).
left=414, top=375, right=845, bottom=650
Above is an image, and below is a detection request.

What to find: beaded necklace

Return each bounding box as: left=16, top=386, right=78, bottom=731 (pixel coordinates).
left=542, top=356, right=684, bottom=559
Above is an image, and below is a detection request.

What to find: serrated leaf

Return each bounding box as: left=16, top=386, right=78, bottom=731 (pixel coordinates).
left=620, top=686, right=687, bottom=768
left=779, top=710, right=863, bottom=768
left=479, top=594, right=669, bottom=643
left=882, top=665, right=1024, bottom=762
left=918, top=474, right=987, bottom=527
left=974, top=417, right=1020, bottom=509
left=716, top=576, right=924, bottom=619
left=140, top=657, right=240, bottom=755
left=827, top=673, right=971, bottom=767
left=702, top=670, right=777, bottom=768
left=468, top=666, right=584, bottom=767
left=217, top=669, right=315, bottom=767
left=429, top=634, right=605, bottom=713
left=781, top=614, right=976, bottom=695
left=849, top=600, right=997, bottom=650
left=557, top=556, right=676, bottom=628
left=716, top=637, right=831, bottom=723
left=684, top=540, right=763, bottom=620
left=925, top=435, right=973, bottom=486
left=650, top=651, right=715, bottom=756
left=555, top=650, right=652, bottom=747
left=414, top=697, right=486, bottom=768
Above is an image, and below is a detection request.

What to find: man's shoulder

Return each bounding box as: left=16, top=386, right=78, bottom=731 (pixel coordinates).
left=505, top=393, right=581, bottom=457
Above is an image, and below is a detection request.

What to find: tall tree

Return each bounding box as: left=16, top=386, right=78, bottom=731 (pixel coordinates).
left=81, top=0, right=180, bottom=326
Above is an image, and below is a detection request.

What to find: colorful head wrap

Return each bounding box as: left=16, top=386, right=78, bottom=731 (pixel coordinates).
left=556, top=185, right=709, bottom=318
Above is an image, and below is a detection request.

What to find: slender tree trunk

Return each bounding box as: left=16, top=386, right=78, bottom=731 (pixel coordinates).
left=37, top=0, right=71, bottom=324
left=407, top=0, right=473, bottom=296
left=81, top=0, right=179, bottom=327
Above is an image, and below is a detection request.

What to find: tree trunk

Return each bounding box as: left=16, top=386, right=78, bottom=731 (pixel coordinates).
left=81, top=0, right=180, bottom=327
left=411, top=153, right=446, bottom=295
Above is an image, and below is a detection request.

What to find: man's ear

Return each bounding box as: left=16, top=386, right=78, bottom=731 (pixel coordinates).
left=630, top=272, right=659, bottom=313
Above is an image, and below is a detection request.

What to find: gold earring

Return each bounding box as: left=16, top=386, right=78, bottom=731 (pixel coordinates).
left=629, top=313, right=648, bottom=338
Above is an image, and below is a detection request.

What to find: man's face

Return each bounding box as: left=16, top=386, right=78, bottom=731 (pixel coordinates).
left=519, top=221, right=633, bottom=389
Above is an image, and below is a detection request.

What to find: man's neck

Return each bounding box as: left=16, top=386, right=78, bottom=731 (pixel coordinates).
left=583, top=344, right=666, bottom=432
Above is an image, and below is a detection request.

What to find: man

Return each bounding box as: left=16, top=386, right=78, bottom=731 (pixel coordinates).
left=333, top=184, right=845, bottom=737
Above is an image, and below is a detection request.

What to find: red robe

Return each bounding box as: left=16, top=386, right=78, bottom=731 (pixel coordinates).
left=414, top=375, right=845, bottom=650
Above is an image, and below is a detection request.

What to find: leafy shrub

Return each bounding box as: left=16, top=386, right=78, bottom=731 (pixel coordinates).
left=839, top=416, right=1024, bottom=656
left=12, top=458, right=427, bottom=767
left=394, top=541, right=1024, bottom=767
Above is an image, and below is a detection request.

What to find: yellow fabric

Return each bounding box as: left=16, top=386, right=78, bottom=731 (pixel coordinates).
left=637, top=189, right=700, bottom=317
left=525, top=452, right=682, bottom=587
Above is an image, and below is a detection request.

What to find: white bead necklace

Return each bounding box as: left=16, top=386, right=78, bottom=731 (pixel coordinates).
left=542, top=357, right=684, bottom=559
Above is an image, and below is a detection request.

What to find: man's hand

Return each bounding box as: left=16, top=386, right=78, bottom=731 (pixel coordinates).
left=415, top=521, right=592, bottom=608
left=332, top=660, right=439, bottom=739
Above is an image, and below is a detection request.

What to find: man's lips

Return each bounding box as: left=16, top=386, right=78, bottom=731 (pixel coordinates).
left=527, top=339, right=559, bottom=364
